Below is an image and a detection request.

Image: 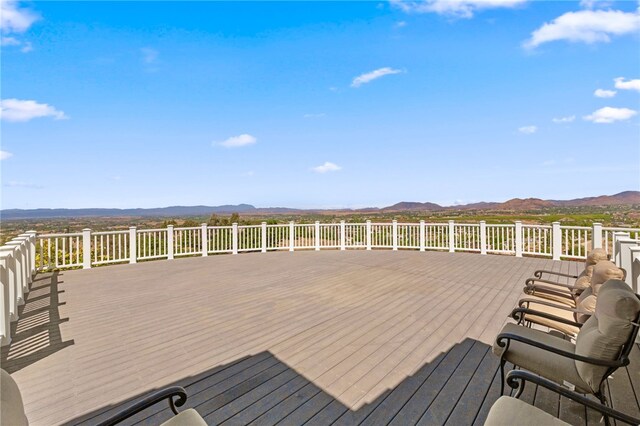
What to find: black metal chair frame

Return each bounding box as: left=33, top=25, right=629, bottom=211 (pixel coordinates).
left=495, top=294, right=640, bottom=408
left=504, top=370, right=640, bottom=425
left=95, top=386, right=188, bottom=426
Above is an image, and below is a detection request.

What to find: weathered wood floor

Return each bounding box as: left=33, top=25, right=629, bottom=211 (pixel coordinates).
left=2, top=250, right=639, bottom=425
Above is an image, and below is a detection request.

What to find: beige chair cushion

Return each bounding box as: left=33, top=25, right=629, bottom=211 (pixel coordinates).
left=1, top=369, right=28, bottom=426
left=586, top=249, right=608, bottom=267
left=590, top=261, right=625, bottom=296
left=524, top=303, right=580, bottom=337
left=493, top=323, right=591, bottom=393
left=575, top=291, right=597, bottom=323
left=160, top=408, right=207, bottom=426
left=484, top=396, right=569, bottom=426
left=523, top=293, right=576, bottom=308
left=574, top=280, right=640, bottom=393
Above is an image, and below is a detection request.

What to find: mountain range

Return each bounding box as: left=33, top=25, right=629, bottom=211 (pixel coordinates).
left=2, top=191, right=638, bottom=219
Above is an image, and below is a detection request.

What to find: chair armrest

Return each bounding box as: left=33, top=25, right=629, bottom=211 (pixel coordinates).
left=495, top=329, right=625, bottom=367
left=510, top=307, right=583, bottom=328
left=96, top=386, right=188, bottom=426
left=525, top=278, right=581, bottom=293
left=518, top=298, right=592, bottom=317
left=505, top=370, right=640, bottom=425
left=533, top=269, right=579, bottom=280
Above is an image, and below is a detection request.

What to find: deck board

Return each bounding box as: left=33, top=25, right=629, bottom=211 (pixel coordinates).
left=1, top=250, right=638, bottom=426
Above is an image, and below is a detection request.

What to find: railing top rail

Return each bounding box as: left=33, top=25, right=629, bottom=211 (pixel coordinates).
left=559, top=225, right=591, bottom=230
left=207, top=225, right=233, bottom=229
left=137, top=228, right=168, bottom=233
left=521, top=224, right=552, bottom=229
left=603, top=226, right=640, bottom=232
left=485, top=224, right=515, bottom=228
left=453, top=223, right=480, bottom=227
left=92, top=230, right=130, bottom=235
left=37, top=232, right=83, bottom=238
left=172, top=227, right=200, bottom=231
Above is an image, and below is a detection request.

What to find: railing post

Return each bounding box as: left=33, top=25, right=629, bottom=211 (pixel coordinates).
left=592, top=222, right=603, bottom=249
left=26, top=231, right=36, bottom=275
left=480, top=221, right=487, bottom=255
left=448, top=220, right=455, bottom=253
left=630, top=246, right=640, bottom=293
left=613, top=232, right=630, bottom=266
left=289, top=221, right=295, bottom=252
left=129, top=226, right=137, bottom=264
left=82, top=228, right=92, bottom=269
left=419, top=220, right=426, bottom=252
left=232, top=223, right=239, bottom=254
left=201, top=223, right=208, bottom=257
left=618, top=238, right=636, bottom=287
left=552, top=222, right=561, bottom=261
left=0, top=247, right=18, bottom=321
left=314, top=221, right=320, bottom=251
left=366, top=220, right=372, bottom=250
left=392, top=220, right=398, bottom=251
left=340, top=221, right=346, bottom=250
left=4, top=242, right=25, bottom=306
left=0, top=251, right=12, bottom=346
left=167, top=225, right=174, bottom=260
left=515, top=221, right=523, bottom=258
left=17, top=235, right=32, bottom=285
left=262, top=222, right=267, bottom=253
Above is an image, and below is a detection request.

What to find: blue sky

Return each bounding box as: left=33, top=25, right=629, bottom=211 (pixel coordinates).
left=1, top=1, right=639, bottom=209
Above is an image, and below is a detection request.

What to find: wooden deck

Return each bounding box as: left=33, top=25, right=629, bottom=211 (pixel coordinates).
left=2, top=250, right=639, bottom=425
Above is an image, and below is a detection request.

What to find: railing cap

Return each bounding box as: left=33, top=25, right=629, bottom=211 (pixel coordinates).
left=82, top=228, right=91, bottom=231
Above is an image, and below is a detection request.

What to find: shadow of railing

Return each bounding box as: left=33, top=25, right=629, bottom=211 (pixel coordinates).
left=67, top=339, right=506, bottom=426
left=1, top=271, right=75, bottom=373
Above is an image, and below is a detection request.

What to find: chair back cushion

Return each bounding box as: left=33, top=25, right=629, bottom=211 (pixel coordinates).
left=590, top=261, right=625, bottom=296
left=574, top=265, right=594, bottom=292
left=586, top=248, right=608, bottom=267
left=574, top=280, right=640, bottom=392
left=1, top=369, right=28, bottom=426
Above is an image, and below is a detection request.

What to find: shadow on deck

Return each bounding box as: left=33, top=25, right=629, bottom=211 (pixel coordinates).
left=1, top=271, right=74, bottom=373
left=68, top=339, right=640, bottom=426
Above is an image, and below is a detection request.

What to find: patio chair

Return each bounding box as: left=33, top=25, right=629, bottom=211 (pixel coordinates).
left=0, top=369, right=206, bottom=426
left=514, top=261, right=626, bottom=337
left=484, top=370, right=640, bottom=426
left=493, top=279, right=640, bottom=405
left=523, top=248, right=609, bottom=305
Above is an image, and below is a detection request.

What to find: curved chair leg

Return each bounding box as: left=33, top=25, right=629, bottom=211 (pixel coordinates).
left=595, top=388, right=610, bottom=426
left=499, top=358, right=506, bottom=395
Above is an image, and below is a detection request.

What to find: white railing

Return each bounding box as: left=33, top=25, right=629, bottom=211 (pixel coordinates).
left=24, top=221, right=640, bottom=273
left=2, top=221, right=637, bottom=346
left=0, top=232, right=36, bottom=346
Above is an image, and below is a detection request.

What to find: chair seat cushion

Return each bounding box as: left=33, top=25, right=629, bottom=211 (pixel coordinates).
left=492, top=323, right=591, bottom=393
left=523, top=303, right=580, bottom=337
left=160, top=408, right=207, bottom=426
left=524, top=292, right=576, bottom=308
left=485, top=396, right=569, bottom=426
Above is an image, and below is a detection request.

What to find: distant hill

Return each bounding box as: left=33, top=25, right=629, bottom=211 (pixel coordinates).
left=2, top=191, right=638, bottom=219
left=382, top=202, right=443, bottom=212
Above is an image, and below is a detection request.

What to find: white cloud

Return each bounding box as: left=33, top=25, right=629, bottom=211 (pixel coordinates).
left=524, top=9, right=640, bottom=48
left=594, top=88, right=617, bottom=98
left=312, top=162, right=342, bottom=173
left=3, top=181, right=43, bottom=189
left=0, top=1, right=38, bottom=34
left=0, top=1, right=38, bottom=53
left=584, top=106, right=637, bottom=123
left=140, top=47, right=158, bottom=64
left=579, top=0, right=613, bottom=9
left=0, top=99, right=68, bottom=122
left=614, top=77, right=640, bottom=92
left=390, top=0, right=526, bottom=18
left=518, top=125, right=537, bottom=134
left=552, top=115, right=575, bottom=123
left=351, top=67, right=403, bottom=88
left=1, top=36, right=20, bottom=46
left=216, top=134, right=257, bottom=148
left=395, top=20, right=407, bottom=28
left=0, top=150, right=13, bottom=160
